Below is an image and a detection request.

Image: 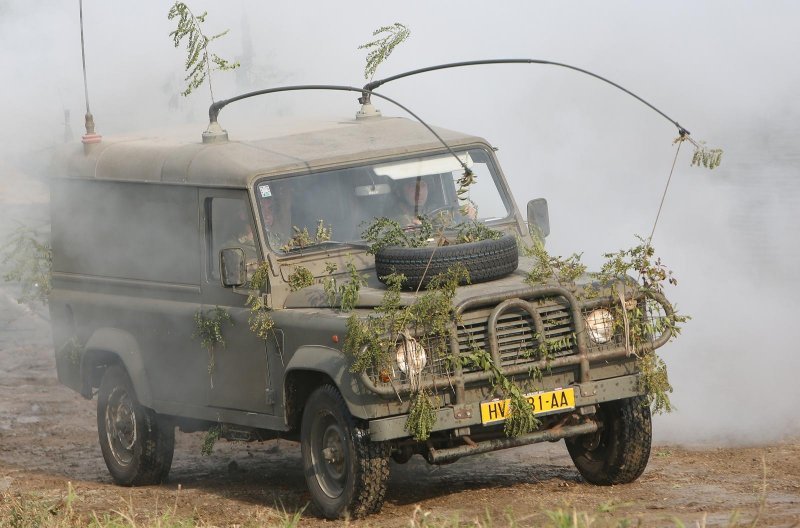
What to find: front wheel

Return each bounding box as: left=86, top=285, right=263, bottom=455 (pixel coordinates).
left=97, top=365, right=174, bottom=486
left=301, top=385, right=389, bottom=519
left=565, top=396, right=652, bottom=485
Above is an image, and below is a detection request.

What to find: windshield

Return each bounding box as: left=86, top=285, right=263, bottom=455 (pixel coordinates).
left=254, top=148, right=512, bottom=253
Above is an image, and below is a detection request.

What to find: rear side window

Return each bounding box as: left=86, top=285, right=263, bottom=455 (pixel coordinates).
left=51, top=179, right=199, bottom=284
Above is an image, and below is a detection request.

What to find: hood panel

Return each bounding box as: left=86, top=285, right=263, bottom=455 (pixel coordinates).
left=283, top=256, right=584, bottom=310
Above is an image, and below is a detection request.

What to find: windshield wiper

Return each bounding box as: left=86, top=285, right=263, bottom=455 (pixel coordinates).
left=280, top=240, right=370, bottom=254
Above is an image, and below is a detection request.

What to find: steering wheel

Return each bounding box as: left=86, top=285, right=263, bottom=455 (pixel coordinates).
left=426, top=204, right=460, bottom=221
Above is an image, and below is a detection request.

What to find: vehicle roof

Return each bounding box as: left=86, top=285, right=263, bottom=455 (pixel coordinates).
left=57, top=116, right=487, bottom=188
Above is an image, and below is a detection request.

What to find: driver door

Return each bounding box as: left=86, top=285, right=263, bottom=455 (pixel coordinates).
left=200, top=188, right=275, bottom=414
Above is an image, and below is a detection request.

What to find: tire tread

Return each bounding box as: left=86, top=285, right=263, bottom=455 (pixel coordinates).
left=302, top=385, right=389, bottom=519
left=97, top=365, right=174, bottom=486
left=375, top=234, right=518, bottom=288
left=566, top=396, right=652, bottom=485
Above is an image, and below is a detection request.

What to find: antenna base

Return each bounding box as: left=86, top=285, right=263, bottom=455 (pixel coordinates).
left=356, top=102, right=382, bottom=120
left=203, top=121, right=229, bottom=143
left=82, top=112, right=101, bottom=152
left=81, top=133, right=102, bottom=154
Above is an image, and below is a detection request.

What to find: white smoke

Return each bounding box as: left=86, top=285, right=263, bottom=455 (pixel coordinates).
left=1, top=0, right=798, bottom=444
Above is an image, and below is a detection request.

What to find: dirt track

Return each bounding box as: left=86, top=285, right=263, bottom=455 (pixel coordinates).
left=1, top=287, right=799, bottom=528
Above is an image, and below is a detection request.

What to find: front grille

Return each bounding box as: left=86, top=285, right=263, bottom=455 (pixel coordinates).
left=454, top=302, right=576, bottom=373
left=379, top=297, right=580, bottom=385
left=363, top=289, right=667, bottom=394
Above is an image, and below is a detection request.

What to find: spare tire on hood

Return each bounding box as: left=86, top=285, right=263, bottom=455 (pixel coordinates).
left=375, top=234, right=518, bottom=289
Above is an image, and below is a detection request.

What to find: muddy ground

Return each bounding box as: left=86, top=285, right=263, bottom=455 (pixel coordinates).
left=0, top=286, right=798, bottom=527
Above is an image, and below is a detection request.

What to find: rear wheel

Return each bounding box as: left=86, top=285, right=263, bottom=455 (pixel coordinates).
left=301, top=385, right=389, bottom=519
left=565, top=396, right=652, bottom=485
left=97, top=365, right=174, bottom=486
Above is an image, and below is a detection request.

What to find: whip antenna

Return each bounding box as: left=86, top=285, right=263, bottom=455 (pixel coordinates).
left=79, top=0, right=101, bottom=147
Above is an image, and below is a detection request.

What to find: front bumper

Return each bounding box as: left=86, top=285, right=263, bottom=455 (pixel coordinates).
left=368, top=372, right=643, bottom=441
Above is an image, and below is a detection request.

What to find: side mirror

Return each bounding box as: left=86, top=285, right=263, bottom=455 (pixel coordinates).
left=526, top=198, right=550, bottom=239
left=220, top=248, right=246, bottom=287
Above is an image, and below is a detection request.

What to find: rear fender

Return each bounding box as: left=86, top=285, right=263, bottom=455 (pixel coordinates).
left=83, top=327, right=153, bottom=406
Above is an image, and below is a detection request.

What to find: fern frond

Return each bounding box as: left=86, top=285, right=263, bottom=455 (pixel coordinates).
left=167, top=2, right=239, bottom=100
left=358, top=22, right=410, bottom=81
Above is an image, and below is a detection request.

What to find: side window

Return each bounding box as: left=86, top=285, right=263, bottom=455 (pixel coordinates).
left=207, top=197, right=257, bottom=281
left=51, top=180, right=199, bottom=284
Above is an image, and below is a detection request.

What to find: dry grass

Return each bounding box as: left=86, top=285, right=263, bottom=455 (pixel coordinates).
left=0, top=482, right=301, bottom=528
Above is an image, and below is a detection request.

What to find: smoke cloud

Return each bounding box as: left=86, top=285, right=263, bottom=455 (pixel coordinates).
left=1, top=1, right=798, bottom=444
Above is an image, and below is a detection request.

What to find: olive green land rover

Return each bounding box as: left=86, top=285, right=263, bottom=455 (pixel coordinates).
left=50, top=98, right=674, bottom=519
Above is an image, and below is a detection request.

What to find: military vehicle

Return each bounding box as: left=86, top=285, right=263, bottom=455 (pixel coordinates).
left=50, top=80, right=675, bottom=519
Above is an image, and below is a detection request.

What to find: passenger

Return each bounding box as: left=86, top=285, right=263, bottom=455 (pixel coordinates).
left=390, top=177, right=429, bottom=226
left=388, top=176, right=476, bottom=226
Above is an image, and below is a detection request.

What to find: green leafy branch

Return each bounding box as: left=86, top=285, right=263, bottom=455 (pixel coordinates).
left=280, top=220, right=333, bottom=252
left=193, top=307, right=232, bottom=388
left=455, top=167, right=478, bottom=218
left=358, top=23, right=411, bottom=81
left=56, top=336, right=84, bottom=367
left=460, top=345, right=540, bottom=437
left=455, top=220, right=503, bottom=244
left=168, top=2, right=240, bottom=100
left=406, top=390, right=437, bottom=442
left=522, top=234, right=686, bottom=414
left=361, top=215, right=502, bottom=255
left=287, top=266, right=314, bottom=292
left=322, top=262, right=366, bottom=312
left=201, top=424, right=221, bottom=456
left=674, top=134, right=723, bottom=170
left=523, top=236, right=586, bottom=286
left=590, top=238, right=689, bottom=413
left=595, top=239, right=676, bottom=293
left=457, top=317, right=574, bottom=437
left=361, top=217, right=434, bottom=254
left=246, top=262, right=275, bottom=339
left=1, top=224, right=52, bottom=308
left=345, top=266, right=477, bottom=440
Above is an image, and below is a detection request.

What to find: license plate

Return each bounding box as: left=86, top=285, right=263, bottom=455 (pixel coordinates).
left=480, top=387, right=576, bottom=424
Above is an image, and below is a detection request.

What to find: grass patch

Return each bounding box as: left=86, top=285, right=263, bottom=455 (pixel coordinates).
left=0, top=483, right=306, bottom=528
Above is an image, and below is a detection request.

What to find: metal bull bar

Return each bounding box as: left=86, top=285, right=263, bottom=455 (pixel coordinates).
left=358, top=285, right=674, bottom=401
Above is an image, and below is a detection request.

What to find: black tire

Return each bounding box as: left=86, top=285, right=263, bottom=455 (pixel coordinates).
left=301, top=385, right=390, bottom=519
left=97, top=365, right=174, bottom=486
left=390, top=446, right=413, bottom=465
left=375, top=234, right=518, bottom=289
left=565, top=396, right=652, bottom=485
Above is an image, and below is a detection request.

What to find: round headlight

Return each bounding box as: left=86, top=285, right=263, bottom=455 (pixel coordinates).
left=395, top=335, right=427, bottom=377
left=585, top=308, right=614, bottom=344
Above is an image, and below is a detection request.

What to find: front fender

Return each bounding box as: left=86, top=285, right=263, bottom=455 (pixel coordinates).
left=84, top=327, right=154, bottom=407
left=285, top=345, right=384, bottom=420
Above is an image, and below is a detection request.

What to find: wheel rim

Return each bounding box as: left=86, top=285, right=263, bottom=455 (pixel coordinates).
left=105, top=387, right=137, bottom=467
left=311, top=412, right=348, bottom=498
